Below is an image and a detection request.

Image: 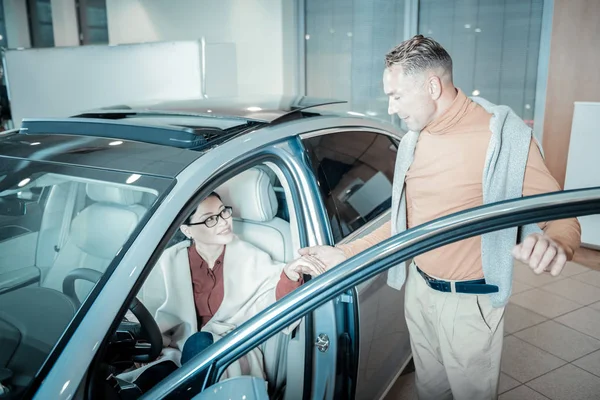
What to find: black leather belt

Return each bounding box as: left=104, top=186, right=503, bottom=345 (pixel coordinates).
left=416, top=266, right=499, bottom=294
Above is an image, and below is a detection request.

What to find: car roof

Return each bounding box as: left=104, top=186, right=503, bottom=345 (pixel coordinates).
left=16, top=96, right=349, bottom=152
left=1, top=96, right=399, bottom=178
left=77, top=95, right=347, bottom=124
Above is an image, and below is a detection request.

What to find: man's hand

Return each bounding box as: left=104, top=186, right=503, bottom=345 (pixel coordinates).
left=283, top=256, right=327, bottom=281
left=512, top=233, right=567, bottom=276
left=298, top=245, right=348, bottom=270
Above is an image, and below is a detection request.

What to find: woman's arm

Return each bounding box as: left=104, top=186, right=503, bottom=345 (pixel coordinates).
left=275, top=271, right=303, bottom=300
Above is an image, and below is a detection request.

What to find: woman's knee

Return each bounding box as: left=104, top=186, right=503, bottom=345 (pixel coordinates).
left=181, top=332, right=214, bottom=364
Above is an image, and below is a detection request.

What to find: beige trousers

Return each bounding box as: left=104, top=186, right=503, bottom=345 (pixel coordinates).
left=404, top=262, right=505, bottom=400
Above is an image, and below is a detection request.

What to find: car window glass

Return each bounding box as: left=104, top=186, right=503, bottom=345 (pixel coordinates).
left=304, top=131, right=398, bottom=242
left=0, top=157, right=170, bottom=397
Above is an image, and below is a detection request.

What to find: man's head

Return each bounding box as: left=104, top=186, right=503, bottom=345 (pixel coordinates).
left=383, top=35, right=455, bottom=131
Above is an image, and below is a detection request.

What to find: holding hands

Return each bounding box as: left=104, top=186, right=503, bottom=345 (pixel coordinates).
left=283, top=245, right=347, bottom=281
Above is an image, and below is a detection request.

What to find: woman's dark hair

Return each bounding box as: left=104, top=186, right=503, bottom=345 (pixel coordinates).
left=183, top=191, right=222, bottom=225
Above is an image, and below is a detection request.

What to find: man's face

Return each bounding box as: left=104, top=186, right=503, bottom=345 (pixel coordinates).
left=383, top=65, right=435, bottom=132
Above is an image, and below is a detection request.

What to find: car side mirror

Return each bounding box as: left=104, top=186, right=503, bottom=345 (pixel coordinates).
left=0, top=198, right=26, bottom=216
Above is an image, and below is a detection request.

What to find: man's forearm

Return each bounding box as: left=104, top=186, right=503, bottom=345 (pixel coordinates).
left=336, top=221, right=392, bottom=258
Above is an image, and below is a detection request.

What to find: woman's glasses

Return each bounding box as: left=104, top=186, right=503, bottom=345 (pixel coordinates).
left=187, top=206, right=233, bottom=228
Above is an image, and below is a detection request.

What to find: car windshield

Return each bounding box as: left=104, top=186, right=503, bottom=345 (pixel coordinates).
left=0, top=156, right=173, bottom=395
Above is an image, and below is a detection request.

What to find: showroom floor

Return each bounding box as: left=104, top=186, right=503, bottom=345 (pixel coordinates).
left=385, top=255, right=600, bottom=400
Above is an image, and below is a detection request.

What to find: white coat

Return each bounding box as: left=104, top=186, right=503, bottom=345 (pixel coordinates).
left=119, top=237, right=294, bottom=383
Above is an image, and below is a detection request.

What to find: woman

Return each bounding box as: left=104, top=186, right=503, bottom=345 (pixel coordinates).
left=122, top=192, right=324, bottom=389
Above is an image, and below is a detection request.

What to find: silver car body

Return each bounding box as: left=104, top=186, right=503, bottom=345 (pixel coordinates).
left=21, top=100, right=409, bottom=400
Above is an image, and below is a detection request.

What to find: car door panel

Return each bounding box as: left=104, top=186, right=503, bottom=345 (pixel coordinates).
left=0, top=195, right=44, bottom=278
left=0, top=186, right=50, bottom=289
left=0, top=232, right=38, bottom=275
left=0, top=266, right=40, bottom=294
left=340, top=211, right=411, bottom=400
left=354, top=274, right=411, bottom=400
left=301, top=129, right=405, bottom=399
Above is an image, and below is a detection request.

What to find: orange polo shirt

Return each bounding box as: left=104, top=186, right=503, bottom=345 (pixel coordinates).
left=338, top=89, right=581, bottom=280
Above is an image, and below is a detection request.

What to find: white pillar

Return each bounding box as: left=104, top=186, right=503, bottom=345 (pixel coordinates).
left=3, top=0, right=32, bottom=48
left=51, top=0, right=80, bottom=47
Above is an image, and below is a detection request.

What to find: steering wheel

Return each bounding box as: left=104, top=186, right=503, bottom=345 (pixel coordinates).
left=62, top=268, right=162, bottom=363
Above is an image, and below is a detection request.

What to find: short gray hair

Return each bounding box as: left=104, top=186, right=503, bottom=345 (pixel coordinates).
left=385, top=35, right=452, bottom=77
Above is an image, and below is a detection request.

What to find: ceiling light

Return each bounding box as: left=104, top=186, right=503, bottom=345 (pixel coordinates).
left=207, top=109, right=213, bottom=113
left=525, top=104, right=531, bottom=110
left=464, top=24, right=471, bottom=29
left=305, top=34, right=310, bottom=40
left=330, top=28, right=335, bottom=34
left=109, top=140, right=123, bottom=146
left=126, top=174, right=141, bottom=184
left=475, top=28, right=482, bottom=33
left=472, top=89, right=480, bottom=96
left=18, top=178, right=31, bottom=187
left=30, top=142, right=41, bottom=146
left=347, top=32, right=353, bottom=37
left=247, top=106, right=262, bottom=112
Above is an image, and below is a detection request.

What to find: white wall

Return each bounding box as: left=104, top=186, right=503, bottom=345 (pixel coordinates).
left=3, top=0, right=31, bottom=48
left=106, top=0, right=298, bottom=96
left=564, top=102, right=600, bottom=248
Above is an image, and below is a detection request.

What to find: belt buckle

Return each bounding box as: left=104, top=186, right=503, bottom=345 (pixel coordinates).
left=419, top=269, right=437, bottom=288
left=421, top=270, right=435, bottom=283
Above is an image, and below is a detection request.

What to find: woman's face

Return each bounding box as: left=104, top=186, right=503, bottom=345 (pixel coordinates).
left=181, top=196, right=234, bottom=246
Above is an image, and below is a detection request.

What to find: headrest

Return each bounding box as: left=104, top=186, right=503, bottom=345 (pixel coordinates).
left=86, top=183, right=143, bottom=205
left=216, top=168, right=278, bottom=222
left=71, top=203, right=141, bottom=258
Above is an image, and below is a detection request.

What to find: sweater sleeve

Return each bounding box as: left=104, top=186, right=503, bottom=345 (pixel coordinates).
left=335, top=221, right=393, bottom=258
left=275, top=271, right=304, bottom=300
left=522, top=139, right=581, bottom=260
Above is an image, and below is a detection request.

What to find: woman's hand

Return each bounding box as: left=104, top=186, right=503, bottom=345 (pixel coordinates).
left=283, top=256, right=329, bottom=280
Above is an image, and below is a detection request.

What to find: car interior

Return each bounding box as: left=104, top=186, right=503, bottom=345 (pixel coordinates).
left=87, top=163, right=308, bottom=399
left=0, top=173, right=157, bottom=398
left=303, top=131, right=397, bottom=240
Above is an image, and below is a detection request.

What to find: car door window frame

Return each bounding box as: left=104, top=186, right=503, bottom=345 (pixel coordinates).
left=88, top=140, right=331, bottom=400
left=143, top=186, right=600, bottom=400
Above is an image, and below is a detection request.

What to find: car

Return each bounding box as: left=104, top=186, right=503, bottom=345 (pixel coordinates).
left=0, top=96, right=598, bottom=400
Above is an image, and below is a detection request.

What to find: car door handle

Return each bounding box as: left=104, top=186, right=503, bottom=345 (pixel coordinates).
left=315, top=333, right=330, bottom=352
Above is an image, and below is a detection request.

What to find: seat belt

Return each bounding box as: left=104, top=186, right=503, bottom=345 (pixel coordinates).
left=53, top=182, right=79, bottom=261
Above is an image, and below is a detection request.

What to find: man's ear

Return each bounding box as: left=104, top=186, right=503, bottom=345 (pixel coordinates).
left=428, top=76, right=442, bottom=100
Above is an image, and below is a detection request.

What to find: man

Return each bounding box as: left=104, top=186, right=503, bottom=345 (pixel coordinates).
left=299, top=35, right=581, bottom=400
